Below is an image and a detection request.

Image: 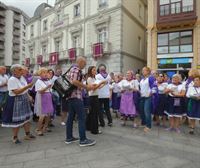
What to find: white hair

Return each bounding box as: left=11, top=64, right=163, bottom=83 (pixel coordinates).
left=10, top=64, right=22, bottom=74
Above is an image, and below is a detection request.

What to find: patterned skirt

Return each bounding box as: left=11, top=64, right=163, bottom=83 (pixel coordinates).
left=120, top=92, right=137, bottom=117
left=164, top=96, right=186, bottom=118
left=187, top=99, right=200, bottom=120
left=2, top=94, right=32, bottom=128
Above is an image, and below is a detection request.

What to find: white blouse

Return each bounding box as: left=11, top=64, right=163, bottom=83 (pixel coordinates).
left=119, top=79, right=138, bottom=91
left=35, top=79, right=51, bottom=93
left=87, top=77, right=99, bottom=96
left=140, top=78, right=151, bottom=97
left=8, top=76, right=28, bottom=96
left=167, top=83, right=186, bottom=97
left=186, top=86, right=200, bottom=98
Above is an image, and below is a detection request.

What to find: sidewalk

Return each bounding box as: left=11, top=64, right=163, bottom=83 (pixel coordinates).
left=0, top=118, right=200, bottom=168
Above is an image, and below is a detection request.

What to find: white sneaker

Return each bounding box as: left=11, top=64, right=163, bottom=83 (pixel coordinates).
left=61, top=122, right=66, bottom=126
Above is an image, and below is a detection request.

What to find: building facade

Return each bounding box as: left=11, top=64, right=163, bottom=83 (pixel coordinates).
left=0, top=2, right=29, bottom=67
left=147, top=0, right=199, bottom=76
left=26, top=0, right=147, bottom=73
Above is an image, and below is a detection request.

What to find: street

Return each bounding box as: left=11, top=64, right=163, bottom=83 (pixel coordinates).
left=0, top=118, right=200, bottom=168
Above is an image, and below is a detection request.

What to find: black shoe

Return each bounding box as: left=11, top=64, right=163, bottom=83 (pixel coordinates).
left=65, top=137, right=79, bottom=144
left=49, top=123, right=55, bottom=127
left=79, top=139, right=96, bottom=147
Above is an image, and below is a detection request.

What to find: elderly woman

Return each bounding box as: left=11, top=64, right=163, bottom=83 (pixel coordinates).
left=165, top=74, right=186, bottom=133
left=2, top=64, right=35, bottom=144
left=119, top=70, right=138, bottom=127
left=34, top=68, right=54, bottom=136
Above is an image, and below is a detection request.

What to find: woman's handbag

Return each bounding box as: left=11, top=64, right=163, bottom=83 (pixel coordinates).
left=52, top=67, right=79, bottom=98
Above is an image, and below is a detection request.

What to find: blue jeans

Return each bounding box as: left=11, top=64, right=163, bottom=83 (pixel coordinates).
left=139, top=97, right=152, bottom=128
left=66, top=98, right=86, bottom=141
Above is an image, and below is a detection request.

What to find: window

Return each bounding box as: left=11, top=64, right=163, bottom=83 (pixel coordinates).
left=23, top=32, right=26, bottom=37
left=98, top=27, right=107, bottom=43
left=55, top=40, right=60, bottom=52
left=43, top=19, right=48, bottom=31
left=159, top=0, right=194, bottom=16
left=22, top=46, right=25, bottom=52
left=138, top=36, right=142, bottom=56
left=74, top=4, right=80, bottom=17
left=99, top=0, right=107, bottom=8
left=42, top=45, right=47, bottom=55
left=57, top=14, right=61, bottom=21
left=30, top=25, right=34, bottom=37
left=157, top=30, right=193, bottom=54
left=73, top=36, right=80, bottom=48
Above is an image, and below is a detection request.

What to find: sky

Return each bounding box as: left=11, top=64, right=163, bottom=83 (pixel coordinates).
left=1, top=0, right=56, bottom=17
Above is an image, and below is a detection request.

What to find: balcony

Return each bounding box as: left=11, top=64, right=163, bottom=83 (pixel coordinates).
left=13, top=46, right=20, bottom=52
left=13, top=53, right=20, bottom=60
left=13, top=22, right=20, bottom=29
left=157, top=3, right=197, bottom=30
left=0, top=35, right=5, bottom=42
left=0, top=19, right=5, bottom=25
left=0, top=11, right=5, bottom=17
left=13, top=39, right=20, bottom=44
left=0, top=27, right=5, bottom=33
left=0, top=44, right=4, bottom=50
left=0, top=52, right=4, bottom=58
left=92, top=41, right=111, bottom=58
left=13, top=14, right=21, bottom=21
left=13, top=30, right=20, bottom=36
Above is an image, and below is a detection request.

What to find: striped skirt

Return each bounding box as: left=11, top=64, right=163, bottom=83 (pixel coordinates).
left=2, top=94, right=32, bottom=128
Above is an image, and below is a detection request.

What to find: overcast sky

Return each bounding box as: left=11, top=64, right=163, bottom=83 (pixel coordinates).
left=1, top=0, right=56, bottom=17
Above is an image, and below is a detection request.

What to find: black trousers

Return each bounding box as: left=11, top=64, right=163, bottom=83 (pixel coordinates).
left=99, top=98, right=112, bottom=126
left=86, top=96, right=99, bottom=134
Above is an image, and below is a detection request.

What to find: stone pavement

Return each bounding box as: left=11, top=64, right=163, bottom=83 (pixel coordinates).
left=0, top=118, right=200, bottom=168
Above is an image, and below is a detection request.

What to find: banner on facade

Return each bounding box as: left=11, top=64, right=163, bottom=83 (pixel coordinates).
left=25, top=58, right=30, bottom=67
left=49, top=52, right=59, bottom=65
left=68, top=48, right=76, bottom=61
left=37, top=55, right=43, bottom=65
left=93, top=42, right=103, bottom=58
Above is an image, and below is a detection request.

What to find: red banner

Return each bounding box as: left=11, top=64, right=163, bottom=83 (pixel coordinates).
left=93, top=42, right=103, bottom=58
left=25, top=58, right=30, bottom=67
left=37, top=55, right=43, bottom=65
left=49, top=52, right=59, bottom=65
left=68, top=48, right=76, bottom=61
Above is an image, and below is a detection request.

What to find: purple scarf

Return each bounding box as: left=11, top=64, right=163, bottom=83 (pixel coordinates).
left=100, top=70, right=108, bottom=78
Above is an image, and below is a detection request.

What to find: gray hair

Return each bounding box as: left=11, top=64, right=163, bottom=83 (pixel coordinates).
left=10, top=64, right=22, bottom=74
left=172, top=74, right=181, bottom=81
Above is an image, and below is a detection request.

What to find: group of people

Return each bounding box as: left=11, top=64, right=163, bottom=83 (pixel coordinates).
left=0, top=57, right=200, bottom=146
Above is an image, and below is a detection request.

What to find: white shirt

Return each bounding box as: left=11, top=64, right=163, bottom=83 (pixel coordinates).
left=186, top=86, right=200, bottom=98
left=140, top=78, right=151, bottom=97
left=157, top=82, right=168, bottom=94
left=0, top=74, right=8, bottom=92
left=96, top=74, right=111, bottom=98
left=87, top=77, right=99, bottom=96
left=119, top=79, right=139, bottom=91
left=35, top=79, right=51, bottom=93
left=8, top=76, right=28, bottom=96
left=111, top=82, right=121, bottom=93
left=167, top=83, right=186, bottom=97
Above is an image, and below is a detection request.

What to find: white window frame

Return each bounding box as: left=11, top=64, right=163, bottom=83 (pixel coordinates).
left=97, top=27, right=108, bottom=43
left=74, top=3, right=80, bottom=17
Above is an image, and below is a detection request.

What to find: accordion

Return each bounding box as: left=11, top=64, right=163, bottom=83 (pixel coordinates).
left=52, top=67, right=78, bottom=98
